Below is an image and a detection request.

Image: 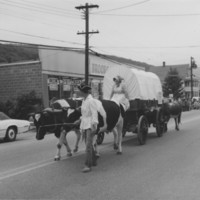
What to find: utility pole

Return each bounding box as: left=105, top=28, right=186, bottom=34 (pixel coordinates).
left=190, top=57, right=194, bottom=99
left=190, top=57, right=198, bottom=99
left=75, top=3, right=99, bottom=85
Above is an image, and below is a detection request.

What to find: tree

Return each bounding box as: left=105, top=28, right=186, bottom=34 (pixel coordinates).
left=14, top=91, right=43, bottom=119
left=162, top=68, right=184, bottom=99
left=0, top=91, right=43, bottom=119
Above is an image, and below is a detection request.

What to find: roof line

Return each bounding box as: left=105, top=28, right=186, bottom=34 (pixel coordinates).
left=0, top=60, right=40, bottom=67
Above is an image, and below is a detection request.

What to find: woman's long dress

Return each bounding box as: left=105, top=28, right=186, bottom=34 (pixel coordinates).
left=111, top=83, right=130, bottom=111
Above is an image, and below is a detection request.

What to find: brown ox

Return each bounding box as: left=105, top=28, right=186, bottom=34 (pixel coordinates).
left=162, top=100, right=182, bottom=132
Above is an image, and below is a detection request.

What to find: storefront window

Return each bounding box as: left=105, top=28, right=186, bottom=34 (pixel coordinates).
left=71, top=79, right=83, bottom=98
left=48, top=76, right=83, bottom=103
left=47, top=76, right=105, bottom=101
left=62, top=78, right=72, bottom=99
left=48, top=77, right=59, bottom=102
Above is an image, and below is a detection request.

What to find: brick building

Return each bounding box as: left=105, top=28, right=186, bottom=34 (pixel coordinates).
left=0, top=60, right=43, bottom=103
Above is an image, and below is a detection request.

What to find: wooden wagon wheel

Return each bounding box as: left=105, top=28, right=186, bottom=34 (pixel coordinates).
left=137, top=115, right=148, bottom=145
left=156, top=107, right=165, bottom=137
left=96, top=132, right=105, bottom=145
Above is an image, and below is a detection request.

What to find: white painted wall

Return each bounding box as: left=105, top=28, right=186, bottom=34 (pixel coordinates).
left=39, top=49, right=144, bottom=77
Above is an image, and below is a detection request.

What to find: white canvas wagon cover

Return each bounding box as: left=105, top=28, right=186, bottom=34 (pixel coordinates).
left=103, top=65, right=163, bottom=101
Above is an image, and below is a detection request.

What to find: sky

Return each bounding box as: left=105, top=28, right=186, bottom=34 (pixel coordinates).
left=0, top=0, right=200, bottom=67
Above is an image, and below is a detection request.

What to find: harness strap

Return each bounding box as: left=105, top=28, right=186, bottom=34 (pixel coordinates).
left=39, top=123, right=77, bottom=128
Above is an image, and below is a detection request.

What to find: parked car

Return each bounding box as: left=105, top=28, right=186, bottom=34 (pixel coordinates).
left=192, top=101, right=200, bottom=110
left=0, top=112, right=30, bottom=142
left=192, top=97, right=200, bottom=102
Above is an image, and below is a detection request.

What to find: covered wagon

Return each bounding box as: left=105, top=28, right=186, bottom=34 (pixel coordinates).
left=102, top=65, right=165, bottom=145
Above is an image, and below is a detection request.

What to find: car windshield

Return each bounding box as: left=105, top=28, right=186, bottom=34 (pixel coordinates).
left=0, top=112, right=10, bottom=120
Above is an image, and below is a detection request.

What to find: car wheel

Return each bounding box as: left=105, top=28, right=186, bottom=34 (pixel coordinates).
left=5, top=127, right=17, bottom=142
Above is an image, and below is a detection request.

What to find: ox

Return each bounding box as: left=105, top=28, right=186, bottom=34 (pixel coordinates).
left=33, top=99, right=82, bottom=160
left=162, top=100, right=182, bottom=132
left=33, top=98, right=124, bottom=161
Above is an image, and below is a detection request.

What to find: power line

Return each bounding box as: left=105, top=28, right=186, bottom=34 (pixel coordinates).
left=89, top=48, right=145, bottom=69
left=94, top=0, right=150, bottom=13
left=90, top=46, right=151, bottom=65
left=93, top=45, right=200, bottom=49
left=90, top=46, right=115, bottom=57
left=19, top=0, right=78, bottom=14
left=0, top=0, right=80, bottom=19
left=92, top=13, right=200, bottom=17
left=3, top=0, right=78, bottom=17
left=0, top=4, right=82, bottom=28
left=0, top=9, right=79, bottom=30
left=0, top=28, right=84, bottom=46
left=89, top=49, right=128, bottom=65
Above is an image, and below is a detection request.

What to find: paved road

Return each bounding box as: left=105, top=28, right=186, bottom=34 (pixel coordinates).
left=0, top=110, right=200, bottom=200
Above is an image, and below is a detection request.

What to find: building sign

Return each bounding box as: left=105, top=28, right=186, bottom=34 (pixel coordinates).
left=71, top=79, right=82, bottom=85
left=48, top=78, right=58, bottom=91
left=71, top=79, right=82, bottom=91
left=90, top=63, right=110, bottom=76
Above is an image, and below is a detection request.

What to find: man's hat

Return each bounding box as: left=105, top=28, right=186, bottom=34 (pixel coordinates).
left=77, top=82, right=91, bottom=93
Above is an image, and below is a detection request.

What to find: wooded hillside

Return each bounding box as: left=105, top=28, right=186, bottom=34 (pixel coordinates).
left=0, top=44, right=39, bottom=63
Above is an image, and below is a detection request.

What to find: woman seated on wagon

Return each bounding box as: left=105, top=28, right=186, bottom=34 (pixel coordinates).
left=110, top=75, right=130, bottom=115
